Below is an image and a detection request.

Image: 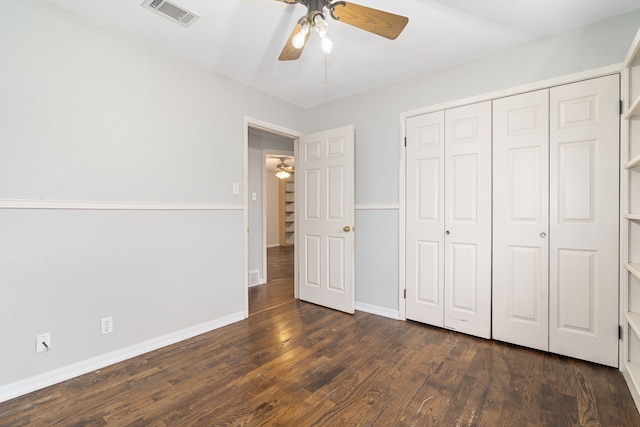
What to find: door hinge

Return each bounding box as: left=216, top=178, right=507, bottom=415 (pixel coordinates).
left=403, top=289, right=406, bottom=299
left=404, top=137, right=407, bottom=147
left=620, top=325, right=623, bottom=340
left=620, top=100, right=624, bottom=115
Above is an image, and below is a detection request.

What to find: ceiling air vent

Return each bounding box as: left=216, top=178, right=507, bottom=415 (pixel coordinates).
left=141, top=0, right=200, bottom=28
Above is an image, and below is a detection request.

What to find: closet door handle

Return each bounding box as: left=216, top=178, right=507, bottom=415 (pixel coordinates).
left=540, top=232, right=547, bottom=238
left=445, top=230, right=450, bottom=235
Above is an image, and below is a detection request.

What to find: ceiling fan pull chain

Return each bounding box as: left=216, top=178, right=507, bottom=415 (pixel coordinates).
left=324, top=54, right=329, bottom=88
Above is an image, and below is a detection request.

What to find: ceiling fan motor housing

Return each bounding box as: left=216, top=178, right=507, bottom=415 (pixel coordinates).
left=293, top=0, right=346, bottom=21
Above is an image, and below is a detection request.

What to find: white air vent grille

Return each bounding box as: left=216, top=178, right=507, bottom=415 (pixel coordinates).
left=142, top=0, right=200, bottom=27
left=249, top=270, right=260, bottom=286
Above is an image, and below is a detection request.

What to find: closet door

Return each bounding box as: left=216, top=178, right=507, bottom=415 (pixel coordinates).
left=492, top=90, right=550, bottom=351
left=406, top=111, right=445, bottom=327
left=444, top=101, right=492, bottom=339
left=549, top=75, right=620, bottom=367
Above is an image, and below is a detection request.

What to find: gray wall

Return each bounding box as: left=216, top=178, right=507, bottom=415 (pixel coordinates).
left=306, top=10, right=640, bottom=313
left=0, top=0, right=305, bottom=391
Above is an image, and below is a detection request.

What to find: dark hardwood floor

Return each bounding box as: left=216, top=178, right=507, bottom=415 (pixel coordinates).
left=249, top=246, right=294, bottom=315
left=1, top=299, right=639, bottom=426
left=266, top=245, right=294, bottom=283
left=2, top=247, right=639, bottom=425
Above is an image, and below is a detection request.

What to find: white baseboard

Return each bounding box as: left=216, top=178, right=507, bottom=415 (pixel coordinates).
left=0, top=311, right=244, bottom=404
left=355, top=301, right=401, bottom=320
left=249, top=282, right=266, bottom=287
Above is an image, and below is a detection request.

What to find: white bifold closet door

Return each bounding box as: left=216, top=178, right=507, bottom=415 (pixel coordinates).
left=493, top=75, right=620, bottom=367
left=406, top=101, right=492, bottom=339
left=492, top=89, right=550, bottom=351
left=549, top=75, right=620, bottom=367
left=405, top=110, right=445, bottom=327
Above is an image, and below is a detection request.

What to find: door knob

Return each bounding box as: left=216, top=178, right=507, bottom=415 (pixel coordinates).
left=445, top=230, right=450, bottom=235
left=540, top=232, right=547, bottom=238
left=343, top=226, right=351, bottom=232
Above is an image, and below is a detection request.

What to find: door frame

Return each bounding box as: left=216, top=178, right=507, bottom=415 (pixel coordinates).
left=244, top=117, right=303, bottom=318
left=398, top=63, right=621, bottom=323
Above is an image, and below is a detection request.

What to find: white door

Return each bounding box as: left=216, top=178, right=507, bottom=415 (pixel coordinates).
left=549, top=75, right=620, bottom=367
left=444, top=101, right=492, bottom=339
left=298, top=125, right=355, bottom=314
left=406, top=111, right=446, bottom=326
left=492, top=89, right=550, bottom=351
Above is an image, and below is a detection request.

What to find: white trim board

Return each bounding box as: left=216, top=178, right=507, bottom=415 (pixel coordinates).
left=355, top=203, right=399, bottom=210
left=355, top=301, right=401, bottom=320
left=0, top=199, right=243, bottom=210
left=0, top=311, right=244, bottom=404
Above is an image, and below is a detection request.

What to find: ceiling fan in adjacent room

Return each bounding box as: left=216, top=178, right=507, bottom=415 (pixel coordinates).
left=275, top=0, right=409, bottom=61
left=275, top=157, right=294, bottom=179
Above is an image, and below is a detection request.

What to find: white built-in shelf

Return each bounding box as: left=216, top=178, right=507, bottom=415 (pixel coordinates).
left=627, top=153, right=640, bottom=169
left=623, top=24, right=640, bottom=414
left=626, top=96, right=640, bottom=120
left=628, top=263, right=640, bottom=281
left=624, top=27, right=640, bottom=67
left=628, top=311, right=640, bottom=339
left=626, top=361, right=640, bottom=395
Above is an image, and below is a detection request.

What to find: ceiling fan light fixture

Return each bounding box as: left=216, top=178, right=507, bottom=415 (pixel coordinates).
left=320, top=34, right=333, bottom=54
left=292, top=21, right=310, bottom=49
left=275, top=158, right=294, bottom=179
left=313, top=14, right=329, bottom=37
left=275, top=168, right=292, bottom=179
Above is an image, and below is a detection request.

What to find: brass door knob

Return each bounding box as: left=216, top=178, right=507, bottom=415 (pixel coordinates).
left=343, top=226, right=351, bottom=232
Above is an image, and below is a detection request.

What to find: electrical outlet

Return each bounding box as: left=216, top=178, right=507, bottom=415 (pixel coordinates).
left=101, top=317, right=113, bottom=334
left=36, top=333, right=51, bottom=353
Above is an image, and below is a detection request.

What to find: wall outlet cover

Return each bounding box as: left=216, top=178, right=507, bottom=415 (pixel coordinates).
left=101, top=317, right=113, bottom=334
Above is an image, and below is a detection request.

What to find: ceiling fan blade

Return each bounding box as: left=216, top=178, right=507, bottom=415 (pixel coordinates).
left=331, top=2, right=409, bottom=40
left=278, top=22, right=310, bottom=61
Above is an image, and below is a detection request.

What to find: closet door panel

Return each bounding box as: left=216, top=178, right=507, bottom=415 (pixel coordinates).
left=492, top=89, right=550, bottom=351
left=406, top=111, right=446, bottom=326
left=444, top=101, right=492, bottom=339
left=549, top=74, right=620, bottom=367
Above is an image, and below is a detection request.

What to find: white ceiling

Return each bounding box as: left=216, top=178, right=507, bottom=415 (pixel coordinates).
left=42, top=0, right=640, bottom=108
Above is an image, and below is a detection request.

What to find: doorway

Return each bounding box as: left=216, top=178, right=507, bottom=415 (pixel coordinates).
left=245, top=119, right=301, bottom=316
left=249, top=152, right=296, bottom=315
left=243, top=118, right=356, bottom=317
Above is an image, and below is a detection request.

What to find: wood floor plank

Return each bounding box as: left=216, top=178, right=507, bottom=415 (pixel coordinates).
left=2, top=301, right=640, bottom=426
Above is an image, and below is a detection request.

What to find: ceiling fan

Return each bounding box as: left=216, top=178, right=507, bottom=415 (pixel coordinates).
left=275, top=0, right=409, bottom=61
left=275, top=157, right=294, bottom=179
